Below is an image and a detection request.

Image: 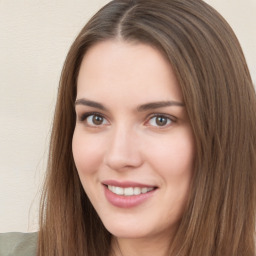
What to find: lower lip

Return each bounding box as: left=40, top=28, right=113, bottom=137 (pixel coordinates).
left=103, top=185, right=156, bottom=208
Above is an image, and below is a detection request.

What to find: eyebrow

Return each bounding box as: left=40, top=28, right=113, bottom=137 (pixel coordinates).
left=137, top=100, right=184, bottom=112
left=75, top=98, right=107, bottom=111
left=75, top=98, right=184, bottom=111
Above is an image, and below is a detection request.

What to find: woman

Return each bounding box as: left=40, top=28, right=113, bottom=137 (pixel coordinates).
left=1, top=0, right=255, bottom=255
left=38, top=0, right=256, bottom=255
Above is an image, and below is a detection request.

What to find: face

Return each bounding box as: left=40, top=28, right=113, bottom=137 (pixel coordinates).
left=72, top=40, right=195, bottom=241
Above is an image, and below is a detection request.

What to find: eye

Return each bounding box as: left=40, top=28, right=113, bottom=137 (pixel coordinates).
left=80, top=113, right=109, bottom=127
left=147, top=115, right=173, bottom=127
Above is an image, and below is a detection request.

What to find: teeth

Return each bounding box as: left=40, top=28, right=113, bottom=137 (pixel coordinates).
left=134, top=187, right=141, bottom=195
left=124, top=187, right=133, bottom=196
left=115, top=186, right=124, bottom=195
left=107, top=185, right=154, bottom=196
left=142, top=187, right=148, bottom=194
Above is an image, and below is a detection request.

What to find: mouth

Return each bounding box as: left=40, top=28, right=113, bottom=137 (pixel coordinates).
left=102, top=180, right=158, bottom=208
left=103, top=182, right=158, bottom=208
left=106, top=185, right=156, bottom=196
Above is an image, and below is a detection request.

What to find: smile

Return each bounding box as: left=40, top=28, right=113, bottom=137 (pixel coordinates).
left=107, top=185, right=154, bottom=196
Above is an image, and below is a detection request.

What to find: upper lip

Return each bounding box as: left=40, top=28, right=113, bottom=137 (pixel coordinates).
left=102, top=180, right=157, bottom=188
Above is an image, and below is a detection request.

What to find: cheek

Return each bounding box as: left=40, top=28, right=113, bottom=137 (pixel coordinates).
left=147, top=129, right=195, bottom=177
left=72, top=129, right=104, bottom=176
left=72, top=130, right=106, bottom=202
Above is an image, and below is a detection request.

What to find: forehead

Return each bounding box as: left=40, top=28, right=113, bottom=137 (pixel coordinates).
left=77, top=40, right=183, bottom=104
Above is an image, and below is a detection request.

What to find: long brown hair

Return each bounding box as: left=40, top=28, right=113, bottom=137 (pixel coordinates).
left=38, top=0, right=256, bottom=255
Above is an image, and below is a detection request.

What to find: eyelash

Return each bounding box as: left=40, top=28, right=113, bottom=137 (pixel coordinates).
left=80, top=112, right=99, bottom=121
left=145, top=114, right=176, bottom=128
left=79, top=112, right=108, bottom=125
left=78, top=112, right=176, bottom=128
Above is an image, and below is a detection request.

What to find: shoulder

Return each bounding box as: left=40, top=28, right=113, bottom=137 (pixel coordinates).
left=0, top=232, right=38, bottom=256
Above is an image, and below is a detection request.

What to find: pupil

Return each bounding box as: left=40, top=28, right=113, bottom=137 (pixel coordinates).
left=93, top=115, right=103, bottom=125
left=156, top=116, right=167, bottom=126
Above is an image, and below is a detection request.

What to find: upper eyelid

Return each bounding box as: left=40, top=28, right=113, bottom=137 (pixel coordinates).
left=146, top=113, right=177, bottom=121
left=78, top=111, right=107, bottom=121
left=75, top=107, right=110, bottom=119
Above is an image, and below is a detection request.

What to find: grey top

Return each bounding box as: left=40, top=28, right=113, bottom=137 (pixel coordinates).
left=0, top=232, right=37, bottom=256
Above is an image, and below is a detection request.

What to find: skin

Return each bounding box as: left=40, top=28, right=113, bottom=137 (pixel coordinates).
left=72, top=40, right=195, bottom=256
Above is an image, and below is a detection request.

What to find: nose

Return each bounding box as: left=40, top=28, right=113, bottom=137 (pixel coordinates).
left=104, top=125, right=143, bottom=171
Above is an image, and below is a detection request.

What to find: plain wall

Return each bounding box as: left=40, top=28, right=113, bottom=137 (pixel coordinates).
left=0, top=0, right=255, bottom=232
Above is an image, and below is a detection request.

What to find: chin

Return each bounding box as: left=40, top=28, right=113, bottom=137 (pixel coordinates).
left=102, top=217, right=151, bottom=238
